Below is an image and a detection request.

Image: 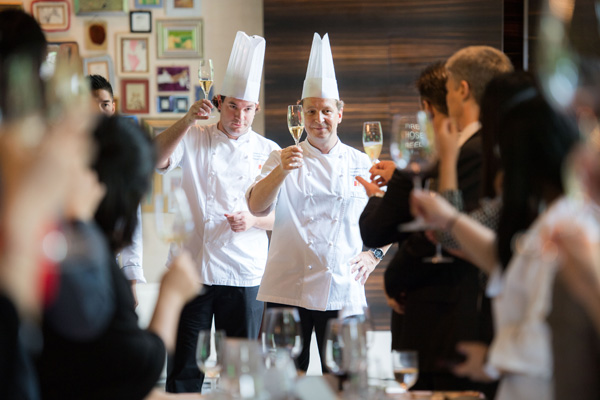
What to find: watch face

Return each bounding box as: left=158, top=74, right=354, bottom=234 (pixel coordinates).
left=372, top=248, right=383, bottom=259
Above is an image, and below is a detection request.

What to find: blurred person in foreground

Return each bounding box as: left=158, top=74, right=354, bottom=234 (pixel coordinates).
left=359, top=47, right=512, bottom=395
left=88, top=74, right=146, bottom=307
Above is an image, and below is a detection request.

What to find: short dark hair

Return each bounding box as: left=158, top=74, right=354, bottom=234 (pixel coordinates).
left=416, top=61, right=448, bottom=115
left=92, top=116, right=156, bottom=252
left=87, top=74, right=114, bottom=99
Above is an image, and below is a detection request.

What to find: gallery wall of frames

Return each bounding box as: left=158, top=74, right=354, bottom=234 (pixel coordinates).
left=2, top=0, right=264, bottom=133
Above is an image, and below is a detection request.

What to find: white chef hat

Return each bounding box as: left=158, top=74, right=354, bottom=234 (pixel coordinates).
left=220, top=31, right=266, bottom=103
left=301, top=33, right=339, bottom=100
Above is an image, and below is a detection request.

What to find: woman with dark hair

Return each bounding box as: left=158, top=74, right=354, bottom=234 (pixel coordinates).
left=37, top=116, right=201, bottom=400
left=410, top=92, right=580, bottom=399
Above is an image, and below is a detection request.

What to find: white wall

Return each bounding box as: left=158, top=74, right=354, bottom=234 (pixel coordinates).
left=23, top=0, right=264, bottom=283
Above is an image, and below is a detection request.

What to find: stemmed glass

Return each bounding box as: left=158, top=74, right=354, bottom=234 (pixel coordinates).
left=287, top=105, right=304, bottom=145
left=391, top=111, right=438, bottom=231
left=391, top=350, right=419, bottom=393
left=198, top=59, right=215, bottom=120
left=363, top=121, right=383, bottom=164
left=196, top=329, right=226, bottom=390
left=262, top=307, right=302, bottom=363
left=324, top=318, right=347, bottom=391
left=154, top=187, right=195, bottom=253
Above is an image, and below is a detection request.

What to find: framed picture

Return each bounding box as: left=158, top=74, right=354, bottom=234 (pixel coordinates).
left=121, top=79, right=149, bottom=114
left=31, top=1, right=70, bottom=32
left=130, top=11, right=152, bottom=33
left=83, top=55, right=115, bottom=86
left=173, top=96, right=189, bottom=113
left=46, top=42, right=81, bottom=71
left=157, top=66, right=190, bottom=92
left=74, top=0, right=127, bottom=14
left=156, top=19, right=203, bottom=59
left=165, top=0, right=201, bottom=17
left=134, top=0, right=163, bottom=8
left=84, top=21, right=108, bottom=51
left=116, top=33, right=149, bottom=75
left=157, top=96, right=173, bottom=113
left=0, top=2, right=23, bottom=11
left=194, top=85, right=213, bottom=102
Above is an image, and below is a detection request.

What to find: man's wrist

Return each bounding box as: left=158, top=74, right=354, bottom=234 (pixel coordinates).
left=369, top=248, right=384, bottom=261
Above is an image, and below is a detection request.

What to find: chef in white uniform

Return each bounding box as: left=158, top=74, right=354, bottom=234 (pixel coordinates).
left=155, top=32, right=280, bottom=393
left=247, top=33, right=389, bottom=372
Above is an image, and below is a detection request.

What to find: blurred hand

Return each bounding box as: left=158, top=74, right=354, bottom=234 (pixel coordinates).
left=162, top=251, right=201, bottom=304
left=183, top=99, right=213, bottom=125
left=436, top=118, right=461, bottom=164
left=224, top=211, right=256, bottom=233
left=452, top=341, right=494, bottom=382
left=385, top=291, right=405, bottom=314
left=279, top=145, right=303, bottom=172
left=410, top=189, right=458, bottom=230
left=369, top=160, right=396, bottom=187
left=349, top=251, right=379, bottom=285
left=356, top=176, right=384, bottom=198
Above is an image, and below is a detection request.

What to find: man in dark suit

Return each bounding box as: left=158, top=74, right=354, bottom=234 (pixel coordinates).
left=359, top=47, right=512, bottom=394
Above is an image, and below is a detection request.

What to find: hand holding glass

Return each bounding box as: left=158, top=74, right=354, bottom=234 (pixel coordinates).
left=287, top=105, right=304, bottom=145
left=363, top=121, right=383, bottom=164
left=197, top=59, right=215, bottom=120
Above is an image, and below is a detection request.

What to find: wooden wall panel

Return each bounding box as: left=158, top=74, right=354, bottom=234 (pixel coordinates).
left=263, top=0, right=504, bottom=330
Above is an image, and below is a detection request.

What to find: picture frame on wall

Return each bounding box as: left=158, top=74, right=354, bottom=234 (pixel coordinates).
left=130, top=11, right=152, bottom=33
left=74, top=0, right=127, bottom=15
left=121, top=78, right=149, bottom=114
left=46, top=42, right=81, bottom=69
left=156, top=19, right=203, bottom=59
left=84, top=21, right=108, bottom=51
left=83, top=55, right=115, bottom=86
left=173, top=96, right=189, bottom=113
left=157, top=96, right=173, bottom=113
left=31, top=1, right=70, bottom=32
left=165, top=0, right=201, bottom=17
left=0, top=2, right=23, bottom=12
left=116, top=33, right=149, bottom=75
left=134, top=0, right=163, bottom=8
left=157, top=66, right=190, bottom=92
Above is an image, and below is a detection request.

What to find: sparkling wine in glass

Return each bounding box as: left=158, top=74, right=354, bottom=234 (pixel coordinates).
left=262, top=307, right=302, bottom=361
left=363, top=121, right=383, bottom=164
left=287, top=105, right=304, bottom=145
left=198, top=59, right=214, bottom=100
left=154, top=187, right=195, bottom=252
left=391, top=111, right=438, bottom=231
left=196, top=329, right=226, bottom=383
left=391, top=350, right=419, bottom=393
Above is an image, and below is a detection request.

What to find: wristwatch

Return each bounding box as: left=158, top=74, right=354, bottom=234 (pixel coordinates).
left=369, top=248, right=384, bottom=261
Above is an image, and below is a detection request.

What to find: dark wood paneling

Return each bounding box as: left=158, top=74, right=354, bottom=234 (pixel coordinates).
left=264, top=0, right=504, bottom=330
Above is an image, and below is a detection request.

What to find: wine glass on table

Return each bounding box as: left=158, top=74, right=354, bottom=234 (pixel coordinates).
left=391, top=350, right=419, bottom=393
left=363, top=121, right=383, bottom=164
left=196, top=329, right=226, bottom=390
left=391, top=111, right=438, bottom=231
left=154, top=187, right=195, bottom=253
left=262, top=307, right=302, bottom=366
left=324, top=318, right=347, bottom=391
left=287, top=105, right=304, bottom=145
left=197, top=59, right=215, bottom=121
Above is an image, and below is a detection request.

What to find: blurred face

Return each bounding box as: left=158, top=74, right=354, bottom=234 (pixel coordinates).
left=421, top=100, right=447, bottom=137
left=92, top=89, right=115, bottom=116
left=303, top=97, right=343, bottom=148
left=445, top=74, right=462, bottom=122
left=218, top=97, right=257, bottom=138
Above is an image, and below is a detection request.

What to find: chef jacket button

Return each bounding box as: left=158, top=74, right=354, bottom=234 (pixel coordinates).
left=206, top=218, right=212, bottom=222
left=208, top=195, right=213, bottom=200
left=337, top=196, right=343, bottom=201
left=212, top=152, right=216, bottom=156
left=307, top=172, right=311, bottom=176
left=308, top=240, right=313, bottom=246
left=309, top=217, right=314, bottom=222
left=328, top=242, right=333, bottom=247
left=245, top=154, right=249, bottom=159
left=239, top=176, right=244, bottom=180
left=308, top=265, right=313, bottom=270
left=333, top=217, right=339, bottom=222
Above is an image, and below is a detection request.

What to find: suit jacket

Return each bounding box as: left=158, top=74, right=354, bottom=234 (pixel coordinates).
left=360, top=132, right=493, bottom=375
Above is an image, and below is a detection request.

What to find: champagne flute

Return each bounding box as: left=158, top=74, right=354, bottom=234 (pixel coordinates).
left=154, top=187, right=195, bottom=252
left=391, top=350, right=419, bottom=393
left=262, top=307, right=302, bottom=362
left=363, top=121, right=383, bottom=164
left=391, top=111, right=438, bottom=231
left=196, top=329, right=226, bottom=390
left=287, top=105, right=304, bottom=145
left=198, top=59, right=215, bottom=121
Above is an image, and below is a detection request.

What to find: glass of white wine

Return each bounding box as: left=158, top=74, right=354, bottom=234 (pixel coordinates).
left=287, top=105, right=304, bottom=145
left=363, top=121, right=383, bottom=164
left=196, top=329, right=226, bottom=390
left=391, top=350, right=418, bottom=393
left=154, top=187, right=195, bottom=252
left=198, top=59, right=215, bottom=121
